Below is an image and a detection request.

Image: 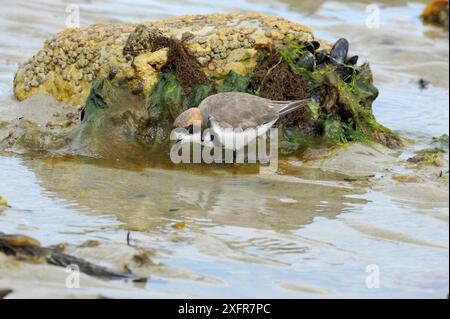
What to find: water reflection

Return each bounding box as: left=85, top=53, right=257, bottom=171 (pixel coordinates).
left=22, top=156, right=367, bottom=232
left=0, top=0, right=448, bottom=298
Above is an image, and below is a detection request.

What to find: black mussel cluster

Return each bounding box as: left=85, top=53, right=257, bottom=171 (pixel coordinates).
left=296, top=38, right=360, bottom=83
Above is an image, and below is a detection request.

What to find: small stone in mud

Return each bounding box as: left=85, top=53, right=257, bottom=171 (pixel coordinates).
left=169, top=208, right=180, bottom=212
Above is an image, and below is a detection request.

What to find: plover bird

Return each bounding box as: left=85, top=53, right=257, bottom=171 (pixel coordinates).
left=172, top=92, right=310, bottom=149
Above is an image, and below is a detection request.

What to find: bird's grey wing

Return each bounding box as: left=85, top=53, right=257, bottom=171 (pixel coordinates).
left=200, top=92, right=280, bottom=130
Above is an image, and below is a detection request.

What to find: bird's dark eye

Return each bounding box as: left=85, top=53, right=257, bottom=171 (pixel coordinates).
left=187, top=125, right=193, bottom=134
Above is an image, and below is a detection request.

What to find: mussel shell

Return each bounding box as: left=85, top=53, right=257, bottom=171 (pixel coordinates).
left=80, top=107, right=85, bottom=121
left=316, top=63, right=326, bottom=70
left=304, top=42, right=315, bottom=54
left=331, top=38, right=349, bottom=63
left=296, top=52, right=316, bottom=72
left=346, top=55, right=359, bottom=66
left=329, top=57, right=341, bottom=67
left=315, top=50, right=329, bottom=65
left=312, top=41, right=321, bottom=50
left=336, top=65, right=358, bottom=83
left=305, top=41, right=321, bottom=54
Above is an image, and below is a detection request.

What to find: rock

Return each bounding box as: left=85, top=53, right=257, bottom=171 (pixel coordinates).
left=6, top=13, right=400, bottom=160
left=301, top=143, right=398, bottom=178
left=132, top=49, right=168, bottom=91
left=123, top=25, right=166, bottom=57
left=422, top=0, right=449, bottom=27
left=14, top=13, right=313, bottom=106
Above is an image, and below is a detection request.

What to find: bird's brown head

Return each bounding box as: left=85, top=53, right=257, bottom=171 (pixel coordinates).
left=173, top=108, right=202, bottom=130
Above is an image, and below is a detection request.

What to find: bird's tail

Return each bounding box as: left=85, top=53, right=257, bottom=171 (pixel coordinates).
left=278, top=99, right=311, bottom=117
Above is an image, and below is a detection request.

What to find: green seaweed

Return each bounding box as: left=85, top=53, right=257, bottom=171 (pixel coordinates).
left=279, top=43, right=401, bottom=148
left=148, top=72, right=183, bottom=122
left=336, top=68, right=401, bottom=148
left=320, top=115, right=348, bottom=144
left=280, top=127, right=311, bottom=154
left=147, top=72, right=214, bottom=125
left=68, top=77, right=154, bottom=159
left=74, top=39, right=401, bottom=160
left=217, top=70, right=252, bottom=93
left=279, top=42, right=308, bottom=67
left=146, top=70, right=252, bottom=134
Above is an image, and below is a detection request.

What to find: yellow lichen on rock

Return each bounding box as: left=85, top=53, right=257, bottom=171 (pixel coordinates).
left=132, top=49, right=168, bottom=92
left=14, top=13, right=314, bottom=106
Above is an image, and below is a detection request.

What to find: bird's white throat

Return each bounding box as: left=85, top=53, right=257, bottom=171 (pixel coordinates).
left=170, top=120, right=279, bottom=166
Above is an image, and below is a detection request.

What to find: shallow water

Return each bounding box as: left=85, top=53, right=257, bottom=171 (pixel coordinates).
left=0, top=0, right=448, bottom=298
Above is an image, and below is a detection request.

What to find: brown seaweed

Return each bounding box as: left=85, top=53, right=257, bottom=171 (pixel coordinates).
left=0, top=232, right=147, bottom=282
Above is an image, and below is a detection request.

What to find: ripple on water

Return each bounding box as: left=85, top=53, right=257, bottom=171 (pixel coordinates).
left=0, top=0, right=449, bottom=298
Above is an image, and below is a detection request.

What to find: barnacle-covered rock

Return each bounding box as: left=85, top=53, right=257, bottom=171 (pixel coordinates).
left=123, top=25, right=167, bottom=58
left=8, top=13, right=401, bottom=160
left=14, top=13, right=313, bottom=106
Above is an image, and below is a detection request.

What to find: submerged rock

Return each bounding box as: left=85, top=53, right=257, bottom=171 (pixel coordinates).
left=9, top=14, right=401, bottom=160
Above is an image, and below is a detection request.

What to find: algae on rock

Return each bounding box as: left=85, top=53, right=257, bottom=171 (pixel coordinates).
left=9, top=13, right=402, bottom=160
